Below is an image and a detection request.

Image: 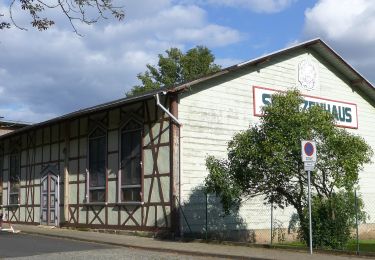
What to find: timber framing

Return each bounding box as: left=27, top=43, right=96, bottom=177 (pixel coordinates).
left=0, top=95, right=174, bottom=232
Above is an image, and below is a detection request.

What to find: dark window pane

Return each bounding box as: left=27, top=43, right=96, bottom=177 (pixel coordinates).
left=90, top=168, right=106, bottom=187
left=90, top=189, right=105, bottom=202
left=121, top=122, right=142, bottom=202
left=122, top=160, right=131, bottom=185
left=121, top=188, right=141, bottom=202
left=121, top=130, right=142, bottom=185
left=9, top=194, right=19, bottom=204
left=133, top=157, right=141, bottom=184
left=122, top=132, right=131, bottom=161
left=88, top=128, right=106, bottom=202
left=91, top=127, right=105, bottom=138
left=89, top=129, right=106, bottom=189
left=123, top=120, right=140, bottom=131
left=132, top=131, right=140, bottom=155
left=9, top=154, right=20, bottom=197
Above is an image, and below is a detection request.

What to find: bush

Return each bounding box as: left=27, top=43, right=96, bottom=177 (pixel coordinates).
left=298, top=191, right=366, bottom=249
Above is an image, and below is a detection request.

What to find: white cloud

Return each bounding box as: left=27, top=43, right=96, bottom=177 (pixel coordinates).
left=304, top=0, right=375, bottom=42
left=0, top=106, right=55, bottom=124
left=172, top=24, right=242, bottom=47
left=0, top=1, right=242, bottom=122
left=184, top=0, right=297, bottom=13
left=303, top=0, right=375, bottom=84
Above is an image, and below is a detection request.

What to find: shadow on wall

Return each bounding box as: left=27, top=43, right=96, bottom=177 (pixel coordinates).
left=179, top=186, right=254, bottom=242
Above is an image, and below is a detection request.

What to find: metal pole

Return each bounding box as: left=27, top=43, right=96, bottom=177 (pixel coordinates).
left=270, top=202, right=273, bottom=245
left=355, top=190, right=359, bottom=255
left=308, top=170, right=313, bottom=254
left=205, top=193, right=208, bottom=240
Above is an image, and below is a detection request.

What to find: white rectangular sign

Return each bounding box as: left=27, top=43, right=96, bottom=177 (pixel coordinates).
left=304, top=162, right=316, bottom=171
left=301, top=140, right=317, bottom=162
left=253, top=86, right=358, bottom=129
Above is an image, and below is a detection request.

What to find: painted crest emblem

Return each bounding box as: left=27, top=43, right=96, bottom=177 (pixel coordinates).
left=298, top=59, right=318, bottom=91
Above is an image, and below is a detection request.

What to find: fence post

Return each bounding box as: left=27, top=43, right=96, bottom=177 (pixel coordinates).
left=175, top=196, right=192, bottom=235
left=270, top=202, right=273, bottom=246
left=205, top=193, right=208, bottom=240
left=355, top=190, right=359, bottom=255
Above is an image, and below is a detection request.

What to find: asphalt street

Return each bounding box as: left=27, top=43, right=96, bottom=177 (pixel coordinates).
left=0, top=233, right=212, bottom=259
left=0, top=232, right=111, bottom=258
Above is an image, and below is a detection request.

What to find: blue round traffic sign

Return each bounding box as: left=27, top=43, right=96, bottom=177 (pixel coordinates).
left=304, top=142, right=314, bottom=156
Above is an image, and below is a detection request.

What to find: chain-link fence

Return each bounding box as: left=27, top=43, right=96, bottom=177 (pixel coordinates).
left=177, top=188, right=375, bottom=255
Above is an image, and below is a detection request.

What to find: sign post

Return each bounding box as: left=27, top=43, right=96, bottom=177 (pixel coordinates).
left=301, top=140, right=317, bottom=255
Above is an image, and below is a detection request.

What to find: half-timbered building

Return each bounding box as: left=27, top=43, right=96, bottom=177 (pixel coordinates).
left=0, top=93, right=178, bottom=231
left=1, top=39, right=374, bottom=241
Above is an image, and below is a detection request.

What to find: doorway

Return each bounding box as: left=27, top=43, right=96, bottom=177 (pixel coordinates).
left=40, top=172, right=59, bottom=226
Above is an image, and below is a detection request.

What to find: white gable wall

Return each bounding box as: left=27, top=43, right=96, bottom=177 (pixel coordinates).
left=178, top=49, right=375, bottom=241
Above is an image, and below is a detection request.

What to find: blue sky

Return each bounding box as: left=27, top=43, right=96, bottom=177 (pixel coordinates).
left=203, top=0, right=316, bottom=59
left=0, top=0, right=374, bottom=123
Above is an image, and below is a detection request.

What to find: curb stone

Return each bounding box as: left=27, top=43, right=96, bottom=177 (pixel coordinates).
left=18, top=230, right=270, bottom=260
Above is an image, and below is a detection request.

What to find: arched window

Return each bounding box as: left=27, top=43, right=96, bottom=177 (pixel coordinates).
left=120, top=119, right=142, bottom=202
left=9, top=153, right=20, bottom=205
left=88, top=127, right=106, bottom=202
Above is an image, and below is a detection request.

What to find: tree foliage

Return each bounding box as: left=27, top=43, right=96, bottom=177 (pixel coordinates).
left=127, top=46, right=221, bottom=97
left=302, top=191, right=367, bottom=249
left=205, top=90, right=373, bottom=246
left=0, top=0, right=124, bottom=34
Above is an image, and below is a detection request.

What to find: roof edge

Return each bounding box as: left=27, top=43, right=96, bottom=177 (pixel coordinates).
left=167, top=38, right=374, bottom=94
left=0, top=88, right=164, bottom=139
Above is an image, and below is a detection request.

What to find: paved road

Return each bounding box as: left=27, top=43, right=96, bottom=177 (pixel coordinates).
left=0, top=233, right=212, bottom=259
left=0, top=232, right=111, bottom=258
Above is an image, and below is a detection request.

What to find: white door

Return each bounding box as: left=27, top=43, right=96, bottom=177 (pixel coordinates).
left=40, top=173, right=59, bottom=226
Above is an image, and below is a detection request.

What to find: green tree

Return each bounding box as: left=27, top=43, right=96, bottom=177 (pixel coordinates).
left=127, top=46, right=221, bottom=97
left=0, top=0, right=124, bottom=33
left=205, top=90, right=373, bottom=247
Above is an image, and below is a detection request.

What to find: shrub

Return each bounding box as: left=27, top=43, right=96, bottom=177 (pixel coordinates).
left=298, top=191, right=366, bottom=249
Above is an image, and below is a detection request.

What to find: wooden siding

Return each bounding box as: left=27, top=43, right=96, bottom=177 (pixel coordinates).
left=178, top=49, right=375, bottom=241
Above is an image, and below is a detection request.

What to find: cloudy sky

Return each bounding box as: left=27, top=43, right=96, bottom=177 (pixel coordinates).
left=0, top=0, right=374, bottom=123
